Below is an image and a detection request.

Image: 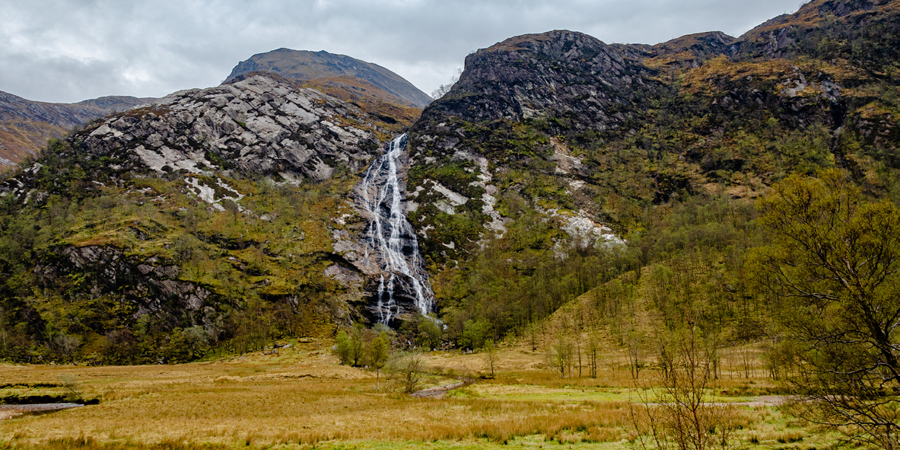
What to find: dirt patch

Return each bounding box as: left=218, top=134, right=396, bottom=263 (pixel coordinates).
left=0, top=403, right=83, bottom=420
left=411, top=382, right=465, bottom=399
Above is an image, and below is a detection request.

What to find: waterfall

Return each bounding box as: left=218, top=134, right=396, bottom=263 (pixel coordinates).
left=360, top=134, right=434, bottom=324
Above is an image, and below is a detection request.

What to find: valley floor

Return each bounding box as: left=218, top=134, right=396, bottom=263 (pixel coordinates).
left=0, top=340, right=844, bottom=449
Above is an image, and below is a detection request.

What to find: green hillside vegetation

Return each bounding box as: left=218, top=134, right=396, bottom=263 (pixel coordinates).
left=0, top=138, right=361, bottom=364
left=1, top=1, right=900, bottom=447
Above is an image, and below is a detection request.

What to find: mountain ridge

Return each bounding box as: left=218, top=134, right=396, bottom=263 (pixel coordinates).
left=403, top=0, right=899, bottom=340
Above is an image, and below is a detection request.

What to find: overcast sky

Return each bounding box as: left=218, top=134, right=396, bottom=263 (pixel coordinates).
left=0, top=0, right=804, bottom=104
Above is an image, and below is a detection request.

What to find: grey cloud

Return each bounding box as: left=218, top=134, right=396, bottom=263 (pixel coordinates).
left=0, top=0, right=801, bottom=103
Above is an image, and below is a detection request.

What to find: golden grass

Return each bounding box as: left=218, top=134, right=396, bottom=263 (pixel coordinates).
left=674, top=55, right=871, bottom=99
left=0, top=338, right=847, bottom=449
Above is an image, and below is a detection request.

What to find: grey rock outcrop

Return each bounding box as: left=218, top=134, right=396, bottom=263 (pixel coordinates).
left=70, top=75, right=384, bottom=182
left=424, top=30, right=652, bottom=130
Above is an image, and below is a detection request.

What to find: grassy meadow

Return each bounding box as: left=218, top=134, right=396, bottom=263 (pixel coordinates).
left=0, top=336, right=847, bottom=450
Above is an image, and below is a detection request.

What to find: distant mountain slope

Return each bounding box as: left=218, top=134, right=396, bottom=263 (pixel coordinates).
left=225, top=48, right=432, bottom=108
left=0, top=91, right=152, bottom=169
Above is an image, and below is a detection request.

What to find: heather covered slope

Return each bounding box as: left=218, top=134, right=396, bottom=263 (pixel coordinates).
left=0, top=92, right=152, bottom=169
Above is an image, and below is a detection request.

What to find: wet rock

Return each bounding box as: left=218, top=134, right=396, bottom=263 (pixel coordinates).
left=353, top=135, right=435, bottom=324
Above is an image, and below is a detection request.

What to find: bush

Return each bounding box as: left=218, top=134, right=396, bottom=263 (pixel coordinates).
left=459, top=318, right=490, bottom=350
left=387, top=351, right=425, bottom=393
left=334, top=330, right=352, bottom=365
left=418, top=318, right=442, bottom=350
left=160, top=326, right=208, bottom=363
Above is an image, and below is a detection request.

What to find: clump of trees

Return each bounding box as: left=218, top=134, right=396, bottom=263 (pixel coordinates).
left=334, top=324, right=391, bottom=369
left=334, top=323, right=428, bottom=393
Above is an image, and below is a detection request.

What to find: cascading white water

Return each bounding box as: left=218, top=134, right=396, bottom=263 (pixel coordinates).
left=360, top=134, right=434, bottom=324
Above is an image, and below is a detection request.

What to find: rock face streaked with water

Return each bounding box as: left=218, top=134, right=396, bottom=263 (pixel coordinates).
left=356, top=134, right=434, bottom=324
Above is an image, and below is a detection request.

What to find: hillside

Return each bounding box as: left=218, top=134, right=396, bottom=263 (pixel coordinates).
left=225, top=48, right=432, bottom=108
left=0, top=0, right=898, bottom=365
left=0, top=74, right=417, bottom=363
left=405, top=0, right=900, bottom=343
left=0, top=91, right=152, bottom=169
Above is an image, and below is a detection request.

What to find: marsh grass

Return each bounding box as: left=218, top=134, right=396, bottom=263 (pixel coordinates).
left=0, top=436, right=233, bottom=449
left=0, top=341, right=851, bottom=449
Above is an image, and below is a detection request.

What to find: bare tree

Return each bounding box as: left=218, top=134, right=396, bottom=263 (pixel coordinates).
left=484, top=340, right=498, bottom=379
left=575, top=334, right=583, bottom=378
left=52, top=334, right=81, bottom=363
left=634, top=322, right=734, bottom=450
left=587, top=331, right=601, bottom=378
left=388, top=351, right=425, bottom=394
left=58, top=374, right=82, bottom=402
left=626, top=330, right=645, bottom=380
left=430, top=69, right=462, bottom=100
left=550, top=333, right=573, bottom=378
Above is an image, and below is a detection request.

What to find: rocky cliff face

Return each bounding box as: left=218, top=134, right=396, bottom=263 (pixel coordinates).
left=407, top=31, right=648, bottom=266
left=731, top=0, right=900, bottom=67
left=425, top=31, right=653, bottom=129
left=63, top=75, right=384, bottom=182
left=34, top=246, right=211, bottom=324
left=627, top=31, right=736, bottom=69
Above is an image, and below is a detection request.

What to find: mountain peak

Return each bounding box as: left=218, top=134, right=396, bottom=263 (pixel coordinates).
left=478, top=30, right=606, bottom=57
left=426, top=28, right=637, bottom=126
left=224, top=48, right=432, bottom=108
left=732, top=0, right=899, bottom=65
